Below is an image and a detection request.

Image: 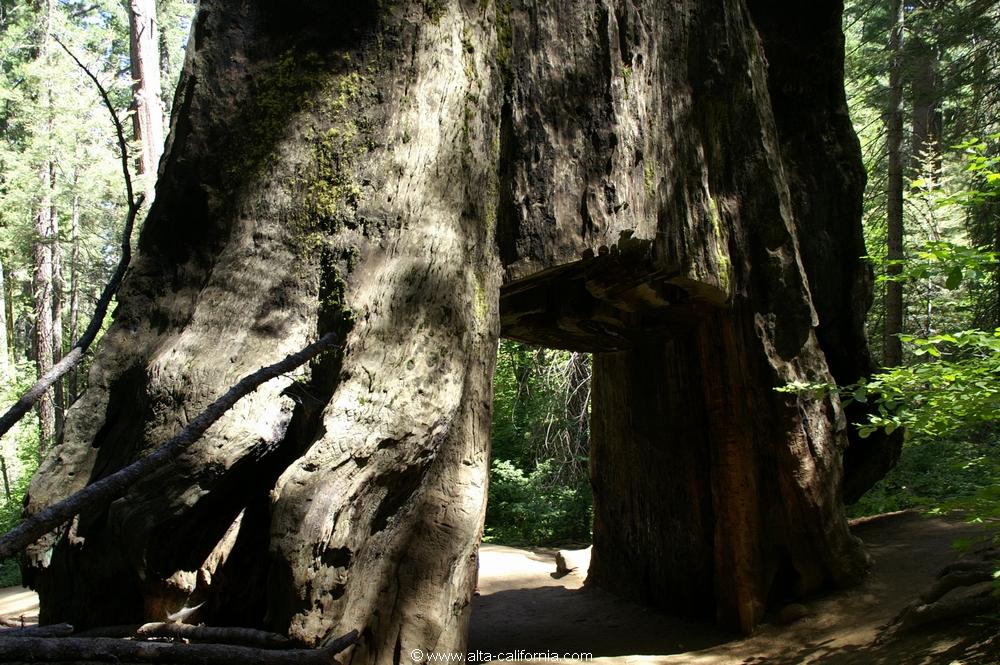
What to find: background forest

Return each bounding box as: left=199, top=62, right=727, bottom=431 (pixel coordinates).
left=0, top=0, right=998, bottom=578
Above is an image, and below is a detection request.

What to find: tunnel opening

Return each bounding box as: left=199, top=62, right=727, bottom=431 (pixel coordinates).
left=483, top=339, right=593, bottom=549
left=468, top=242, right=739, bottom=656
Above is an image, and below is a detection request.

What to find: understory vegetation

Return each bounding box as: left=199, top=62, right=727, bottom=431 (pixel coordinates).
left=484, top=341, right=592, bottom=545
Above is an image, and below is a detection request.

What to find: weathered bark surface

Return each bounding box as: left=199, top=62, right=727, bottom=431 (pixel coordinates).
left=24, top=0, right=885, bottom=660
left=746, top=1, right=902, bottom=501
left=498, top=0, right=870, bottom=631
left=27, top=3, right=499, bottom=661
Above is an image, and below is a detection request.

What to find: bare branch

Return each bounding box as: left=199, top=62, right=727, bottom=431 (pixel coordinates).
left=53, top=35, right=136, bottom=207
left=0, top=333, right=338, bottom=560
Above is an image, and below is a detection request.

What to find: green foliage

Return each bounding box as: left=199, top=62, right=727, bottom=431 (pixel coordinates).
left=484, top=459, right=591, bottom=546
left=486, top=341, right=592, bottom=545
left=853, top=329, right=1000, bottom=438
left=848, top=428, right=1000, bottom=519
left=0, top=360, right=42, bottom=587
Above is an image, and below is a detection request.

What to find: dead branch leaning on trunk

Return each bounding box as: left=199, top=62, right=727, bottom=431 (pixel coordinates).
left=0, top=628, right=359, bottom=664
left=0, top=36, right=143, bottom=443
left=0, top=332, right=338, bottom=560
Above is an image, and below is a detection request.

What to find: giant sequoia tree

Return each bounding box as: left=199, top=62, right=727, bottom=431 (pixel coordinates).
left=23, top=0, right=898, bottom=660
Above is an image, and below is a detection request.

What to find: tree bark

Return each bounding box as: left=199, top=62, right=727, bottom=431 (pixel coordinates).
left=884, top=0, right=906, bottom=367
left=25, top=0, right=885, bottom=659
left=128, top=0, right=165, bottom=205
left=745, top=1, right=903, bottom=499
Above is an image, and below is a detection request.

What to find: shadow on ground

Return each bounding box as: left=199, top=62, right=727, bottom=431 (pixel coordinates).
left=469, top=512, right=1000, bottom=664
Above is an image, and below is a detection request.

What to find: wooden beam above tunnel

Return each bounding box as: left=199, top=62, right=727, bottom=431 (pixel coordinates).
left=499, top=237, right=722, bottom=352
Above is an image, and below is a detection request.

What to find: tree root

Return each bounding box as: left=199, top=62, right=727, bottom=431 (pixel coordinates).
left=879, top=548, right=999, bottom=643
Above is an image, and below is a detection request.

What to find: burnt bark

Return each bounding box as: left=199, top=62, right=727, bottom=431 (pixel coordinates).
left=24, top=0, right=886, bottom=660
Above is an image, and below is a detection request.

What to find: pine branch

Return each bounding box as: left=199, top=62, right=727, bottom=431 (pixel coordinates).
left=0, top=333, right=337, bottom=560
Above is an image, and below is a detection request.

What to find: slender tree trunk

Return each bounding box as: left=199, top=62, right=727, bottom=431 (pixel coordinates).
left=0, top=257, right=10, bottom=378
left=68, top=191, right=81, bottom=404
left=884, top=0, right=906, bottom=367
left=2, top=261, right=14, bottom=365
left=51, top=184, right=64, bottom=443
left=33, top=176, right=56, bottom=459
left=128, top=0, right=164, bottom=205
left=32, top=0, right=57, bottom=460
left=908, top=1, right=942, bottom=176
left=157, top=4, right=172, bottom=120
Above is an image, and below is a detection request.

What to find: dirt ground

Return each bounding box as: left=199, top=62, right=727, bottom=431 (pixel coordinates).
left=470, top=511, right=1000, bottom=664
left=1, top=511, right=996, bottom=663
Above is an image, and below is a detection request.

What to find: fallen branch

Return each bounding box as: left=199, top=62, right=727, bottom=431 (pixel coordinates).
left=0, top=628, right=359, bottom=664
left=0, top=623, right=73, bottom=638
left=0, top=37, right=143, bottom=443
left=135, top=622, right=291, bottom=648
left=0, top=333, right=337, bottom=560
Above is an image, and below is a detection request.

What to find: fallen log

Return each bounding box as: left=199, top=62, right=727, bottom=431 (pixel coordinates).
left=0, top=623, right=73, bottom=638
left=0, top=628, right=358, bottom=664
left=135, top=622, right=291, bottom=648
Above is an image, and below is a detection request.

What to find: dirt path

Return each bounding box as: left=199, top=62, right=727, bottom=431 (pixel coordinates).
left=0, top=585, right=38, bottom=626
left=2, top=511, right=996, bottom=663
left=470, top=512, right=1000, bottom=664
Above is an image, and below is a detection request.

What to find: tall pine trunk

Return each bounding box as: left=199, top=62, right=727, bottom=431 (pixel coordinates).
left=884, top=0, right=906, bottom=367
left=67, top=190, right=81, bottom=404
left=0, top=257, right=9, bottom=378
left=31, top=0, right=57, bottom=459
left=25, top=1, right=893, bottom=658
left=51, top=192, right=64, bottom=442
left=128, top=0, right=165, bottom=205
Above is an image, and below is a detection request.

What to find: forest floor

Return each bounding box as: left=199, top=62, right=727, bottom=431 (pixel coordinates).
left=0, top=511, right=996, bottom=663
left=470, top=511, right=1000, bottom=664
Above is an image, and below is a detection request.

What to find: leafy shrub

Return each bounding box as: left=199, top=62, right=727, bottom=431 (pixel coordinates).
left=484, top=459, right=591, bottom=546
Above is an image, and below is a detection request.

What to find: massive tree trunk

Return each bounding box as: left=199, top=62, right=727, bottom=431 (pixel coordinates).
left=25, top=0, right=890, bottom=659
